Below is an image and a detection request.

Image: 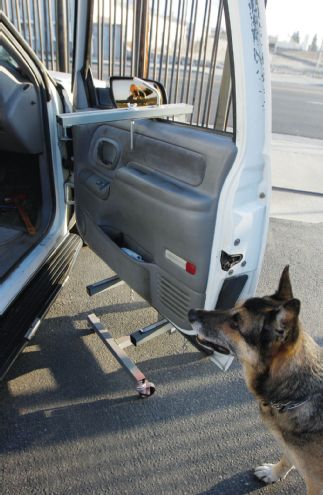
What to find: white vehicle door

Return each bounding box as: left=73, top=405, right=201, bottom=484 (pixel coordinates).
left=64, top=0, right=271, bottom=333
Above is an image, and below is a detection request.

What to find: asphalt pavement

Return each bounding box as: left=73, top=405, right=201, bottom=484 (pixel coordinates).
left=1, top=216, right=322, bottom=495
left=271, top=76, right=323, bottom=139
left=1, top=68, right=322, bottom=495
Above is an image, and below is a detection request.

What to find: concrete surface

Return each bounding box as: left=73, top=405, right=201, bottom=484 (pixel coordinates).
left=0, top=218, right=322, bottom=495
left=271, top=133, right=323, bottom=222
left=270, top=188, right=323, bottom=223
left=269, top=63, right=323, bottom=223
left=272, top=134, right=323, bottom=194
left=270, top=49, right=323, bottom=79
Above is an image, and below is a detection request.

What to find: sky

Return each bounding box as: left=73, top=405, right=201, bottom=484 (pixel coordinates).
left=266, top=0, right=323, bottom=47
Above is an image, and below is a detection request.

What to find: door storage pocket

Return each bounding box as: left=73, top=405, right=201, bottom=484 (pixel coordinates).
left=78, top=208, right=205, bottom=330
left=79, top=210, right=154, bottom=303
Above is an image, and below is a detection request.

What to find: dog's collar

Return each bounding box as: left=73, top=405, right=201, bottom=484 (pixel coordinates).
left=262, top=398, right=309, bottom=413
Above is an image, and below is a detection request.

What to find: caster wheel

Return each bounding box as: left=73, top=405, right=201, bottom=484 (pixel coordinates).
left=136, top=380, right=156, bottom=398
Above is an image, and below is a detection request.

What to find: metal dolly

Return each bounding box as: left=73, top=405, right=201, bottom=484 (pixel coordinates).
left=86, top=275, right=175, bottom=398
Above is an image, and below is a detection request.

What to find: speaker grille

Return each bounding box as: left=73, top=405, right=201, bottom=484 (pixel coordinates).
left=157, top=275, right=190, bottom=320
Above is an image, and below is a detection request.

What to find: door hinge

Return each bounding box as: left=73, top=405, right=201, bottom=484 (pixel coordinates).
left=221, top=251, right=243, bottom=271
left=58, top=124, right=74, bottom=171
left=64, top=180, right=75, bottom=206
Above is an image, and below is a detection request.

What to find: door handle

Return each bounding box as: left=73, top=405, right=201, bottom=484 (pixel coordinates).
left=96, top=138, right=120, bottom=169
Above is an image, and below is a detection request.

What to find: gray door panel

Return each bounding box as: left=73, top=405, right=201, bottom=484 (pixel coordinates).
left=73, top=120, right=237, bottom=329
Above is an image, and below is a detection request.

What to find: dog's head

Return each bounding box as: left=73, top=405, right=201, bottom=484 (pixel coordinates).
left=189, top=266, right=301, bottom=383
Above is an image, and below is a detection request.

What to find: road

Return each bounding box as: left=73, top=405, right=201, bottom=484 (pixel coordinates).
left=1, top=218, right=322, bottom=495
left=272, top=79, right=323, bottom=139
left=171, top=74, right=323, bottom=140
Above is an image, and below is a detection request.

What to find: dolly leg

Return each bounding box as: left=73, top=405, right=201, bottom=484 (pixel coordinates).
left=87, top=313, right=155, bottom=398
left=86, top=275, right=124, bottom=296
left=130, top=319, right=174, bottom=346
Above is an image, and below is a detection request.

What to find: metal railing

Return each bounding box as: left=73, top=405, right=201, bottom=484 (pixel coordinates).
left=91, top=0, right=231, bottom=129
left=2, top=0, right=232, bottom=131
left=2, top=0, right=75, bottom=72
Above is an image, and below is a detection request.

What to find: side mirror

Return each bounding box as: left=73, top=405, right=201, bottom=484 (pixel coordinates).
left=110, top=76, right=167, bottom=108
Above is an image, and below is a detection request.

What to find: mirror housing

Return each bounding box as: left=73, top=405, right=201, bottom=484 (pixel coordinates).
left=110, top=77, right=167, bottom=108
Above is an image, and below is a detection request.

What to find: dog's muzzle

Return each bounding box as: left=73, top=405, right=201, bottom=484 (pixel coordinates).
left=188, top=309, right=231, bottom=355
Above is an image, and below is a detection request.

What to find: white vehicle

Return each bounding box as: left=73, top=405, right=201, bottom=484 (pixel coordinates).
left=0, top=1, right=271, bottom=391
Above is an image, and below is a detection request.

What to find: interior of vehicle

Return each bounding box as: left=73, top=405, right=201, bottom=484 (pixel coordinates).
left=0, top=45, right=53, bottom=280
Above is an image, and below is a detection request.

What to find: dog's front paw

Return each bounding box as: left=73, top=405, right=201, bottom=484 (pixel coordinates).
left=254, top=464, right=281, bottom=484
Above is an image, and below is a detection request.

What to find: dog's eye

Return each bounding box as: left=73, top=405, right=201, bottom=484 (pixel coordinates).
left=230, top=321, right=239, bottom=331
left=230, top=314, right=240, bottom=331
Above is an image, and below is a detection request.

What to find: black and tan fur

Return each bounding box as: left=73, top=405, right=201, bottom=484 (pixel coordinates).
left=188, top=266, right=323, bottom=494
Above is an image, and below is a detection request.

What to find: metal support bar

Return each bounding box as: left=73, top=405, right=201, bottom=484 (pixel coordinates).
left=88, top=313, right=155, bottom=397
left=57, top=103, right=193, bottom=129
left=130, top=319, right=174, bottom=346
left=86, top=275, right=124, bottom=296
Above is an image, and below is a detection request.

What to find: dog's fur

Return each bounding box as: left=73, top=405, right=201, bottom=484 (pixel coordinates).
left=188, top=266, right=323, bottom=494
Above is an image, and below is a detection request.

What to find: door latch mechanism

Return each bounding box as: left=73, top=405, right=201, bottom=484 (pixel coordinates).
left=221, top=251, right=243, bottom=271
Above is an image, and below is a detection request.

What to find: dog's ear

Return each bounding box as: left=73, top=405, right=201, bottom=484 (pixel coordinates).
left=276, top=265, right=293, bottom=300
left=275, top=298, right=301, bottom=343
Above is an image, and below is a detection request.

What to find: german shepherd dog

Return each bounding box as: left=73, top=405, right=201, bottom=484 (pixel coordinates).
left=188, top=266, right=323, bottom=494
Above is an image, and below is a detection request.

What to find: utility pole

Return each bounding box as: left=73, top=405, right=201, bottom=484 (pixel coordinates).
left=135, top=0, right=149, bottom=78
left=56, top=0, right=68, bottom=73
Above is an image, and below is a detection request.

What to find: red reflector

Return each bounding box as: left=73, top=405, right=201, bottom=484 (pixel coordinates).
left=186, top=261, right=196, bottom=275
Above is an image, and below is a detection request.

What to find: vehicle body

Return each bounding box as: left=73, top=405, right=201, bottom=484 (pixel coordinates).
left=0, top=0, right=271, bottom=380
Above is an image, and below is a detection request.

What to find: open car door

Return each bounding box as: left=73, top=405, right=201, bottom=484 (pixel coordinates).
left=62, top=0, right=271, bottom=335
left=0, top=13, right=82, bottom=379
